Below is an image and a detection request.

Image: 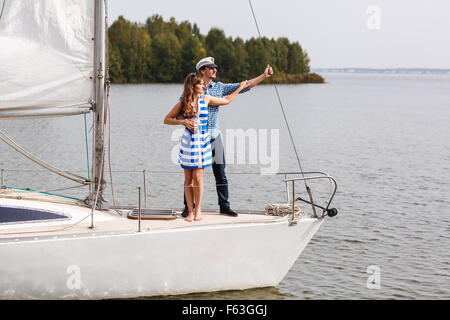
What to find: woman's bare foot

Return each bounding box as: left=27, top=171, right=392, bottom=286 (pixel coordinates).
left=185, top=213, right=194, bottom=222
left=194, top=211, right=202, bottom=221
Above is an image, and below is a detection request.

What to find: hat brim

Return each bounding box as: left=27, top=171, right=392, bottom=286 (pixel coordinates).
left=205, top=64, right=218, bottom=69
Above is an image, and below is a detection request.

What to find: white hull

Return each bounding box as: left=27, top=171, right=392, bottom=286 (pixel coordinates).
left=0, top=200, right=322, bottom=299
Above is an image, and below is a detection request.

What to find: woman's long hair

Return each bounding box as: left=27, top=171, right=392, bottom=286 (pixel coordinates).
left=180, top=73, right=202, bottom=117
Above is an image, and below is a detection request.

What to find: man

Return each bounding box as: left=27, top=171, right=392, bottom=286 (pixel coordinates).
left=182, top=56, right=273, bottom=217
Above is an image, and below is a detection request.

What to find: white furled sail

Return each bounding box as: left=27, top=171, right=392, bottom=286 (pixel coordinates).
left=0, top=0, right=95, bottom=118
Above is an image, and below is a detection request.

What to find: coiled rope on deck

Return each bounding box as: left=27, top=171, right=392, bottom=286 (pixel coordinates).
left=265, top=203, right=305, bottom=220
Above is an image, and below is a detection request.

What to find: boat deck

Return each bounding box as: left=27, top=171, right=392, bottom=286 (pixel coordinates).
left=0, top=189, right=294, bottom=242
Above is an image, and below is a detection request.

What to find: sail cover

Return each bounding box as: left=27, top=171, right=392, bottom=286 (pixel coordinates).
left=0, top=0, right=95, bottom=117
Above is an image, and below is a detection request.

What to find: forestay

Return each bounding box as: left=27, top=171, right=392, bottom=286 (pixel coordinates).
left=0, top=0, right=95, bottom=118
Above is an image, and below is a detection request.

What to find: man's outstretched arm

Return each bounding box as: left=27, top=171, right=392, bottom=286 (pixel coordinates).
left=220, top=65, right=274, bottom=96
left=247, top=64, right=273, bottom=88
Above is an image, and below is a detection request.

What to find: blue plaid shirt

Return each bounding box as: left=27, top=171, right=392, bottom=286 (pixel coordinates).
left=203, top=81, right=250, bottom=139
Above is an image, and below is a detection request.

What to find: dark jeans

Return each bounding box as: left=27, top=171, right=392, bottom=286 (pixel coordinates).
left=183, top=134, right=229, bottom=210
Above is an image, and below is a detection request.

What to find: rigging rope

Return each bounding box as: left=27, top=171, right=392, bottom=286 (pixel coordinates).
left=106, top=81, right=121, bottom=214
left=0, top=129, right=89, bottom=185
left=84, top=113, right=92, bottom=196
left=248, top=0, right=309, bottom=190
left=0, top=0, right=6, bottom=22
left=104, top=4, right=121, bottom=215
left=89, top=102, right=106, bottom=227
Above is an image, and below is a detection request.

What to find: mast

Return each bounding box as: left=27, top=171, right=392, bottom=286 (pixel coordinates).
left=92, top=0, right=107, bottom=208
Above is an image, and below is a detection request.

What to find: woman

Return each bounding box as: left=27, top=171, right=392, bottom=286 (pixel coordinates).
left=164, top=73, right=247, bottom=222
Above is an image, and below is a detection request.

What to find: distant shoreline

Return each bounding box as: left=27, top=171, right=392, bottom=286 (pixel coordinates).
left=109, top=72, right=325, bottom=85
left=312, top=68, right=450, bottom=75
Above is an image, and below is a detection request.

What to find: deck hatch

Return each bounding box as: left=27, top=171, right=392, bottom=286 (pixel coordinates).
left=0, top=206, right=69, bottom=224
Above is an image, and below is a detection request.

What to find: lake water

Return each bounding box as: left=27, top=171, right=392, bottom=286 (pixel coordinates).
left=0, top=73, right=449, bottom=299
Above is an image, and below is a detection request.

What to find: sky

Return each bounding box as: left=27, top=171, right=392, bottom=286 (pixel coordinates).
left=107, top=0, right=450, bottom=69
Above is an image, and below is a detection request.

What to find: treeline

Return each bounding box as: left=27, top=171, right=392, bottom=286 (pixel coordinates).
left=108, top=15, right=324, bottom=84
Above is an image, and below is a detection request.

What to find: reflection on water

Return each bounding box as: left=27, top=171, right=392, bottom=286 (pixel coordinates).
left=144, top=286, right=291, bottom=300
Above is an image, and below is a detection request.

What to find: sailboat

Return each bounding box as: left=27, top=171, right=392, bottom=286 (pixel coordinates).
left=0, top=0, right=337, bottom=299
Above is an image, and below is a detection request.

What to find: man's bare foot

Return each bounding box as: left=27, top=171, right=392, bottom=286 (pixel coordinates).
left=185, top=213, right=194, bottom=222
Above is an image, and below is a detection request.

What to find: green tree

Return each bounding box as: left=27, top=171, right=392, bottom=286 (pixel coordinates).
left=192, top=23, right=201, bottom=38
left=146, top=14, right=168, bottom=37
left=288, top=42, right=309, bottom=74
left=274, top=38, right=290, bottom=74
left=133, top=28, right=152, bottom=82
left=179, top=36, right=206, bottom=80
left=108, top=16, right=133, bottom=82
left=108, top=15, right=320, bottom=84
left=302, top=50, right=311, bottom=74
left=108, top=41, right=124, bottom=83
left=245, top=38, right=266, bottom=77
left=205, top=28, right=234, bottom=81
left=229, top=37, right=250, bottom=82
left=151, top=32, right=182, bottom=82
left=262, top=37, right=276, bottom=67
left=175, top=21, right=193, bottom=41
left=174, top=20, right=206, bottom=79
left=108, top=16, right=153, bottom=82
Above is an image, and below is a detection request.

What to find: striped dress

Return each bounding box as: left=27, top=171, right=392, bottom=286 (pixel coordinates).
left=179, top=95, right=212, bottom=169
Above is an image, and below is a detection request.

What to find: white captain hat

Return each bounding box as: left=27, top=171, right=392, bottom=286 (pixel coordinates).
left=196, top=57, right=218, bottom=70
